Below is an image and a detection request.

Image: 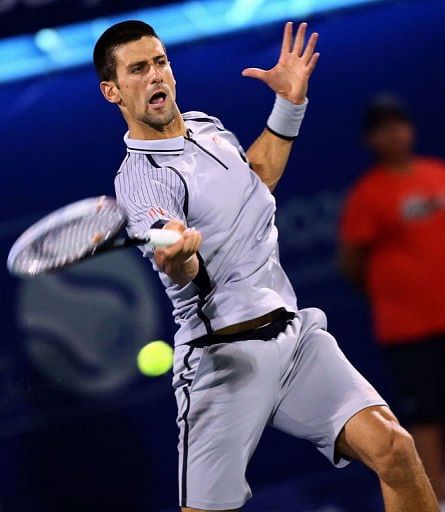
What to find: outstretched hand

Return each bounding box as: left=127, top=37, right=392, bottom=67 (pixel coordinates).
left=242, top=22, right=319, bottom=105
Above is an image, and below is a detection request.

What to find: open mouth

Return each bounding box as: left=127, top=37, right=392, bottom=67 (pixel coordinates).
left=149, top=91, right=167, bottom=106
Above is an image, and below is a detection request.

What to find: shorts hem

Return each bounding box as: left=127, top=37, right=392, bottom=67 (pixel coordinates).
left=331, top=398, right=388, bottom=468
left=182, top=495, right=251, bottom=510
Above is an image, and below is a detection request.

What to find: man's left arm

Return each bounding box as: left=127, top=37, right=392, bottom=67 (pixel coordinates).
left=243, top=22, right=319, bottom=192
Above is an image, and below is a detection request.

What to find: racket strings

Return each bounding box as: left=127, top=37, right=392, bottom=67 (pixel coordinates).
left=10, top=200, right=124, bottom=276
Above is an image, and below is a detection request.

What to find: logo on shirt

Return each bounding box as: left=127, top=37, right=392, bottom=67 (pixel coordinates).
left=148, top=206, right=167, bottom=219
left=212, top=134, right=222, bottom=146
left=401, top=195, right=445, bottom=220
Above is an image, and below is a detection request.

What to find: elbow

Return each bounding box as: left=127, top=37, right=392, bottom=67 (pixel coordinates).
left=249, top=161, right=276, bottom=191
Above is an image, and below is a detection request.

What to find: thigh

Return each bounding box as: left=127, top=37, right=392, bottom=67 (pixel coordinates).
left=270, top=322, right=387, bottom=467
left=174, top=340, right=280, bottom=511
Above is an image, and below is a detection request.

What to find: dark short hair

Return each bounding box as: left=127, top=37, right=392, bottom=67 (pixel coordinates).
left=363, top=94, right=412, bottom=134
left=93, top=20, right=162, bottom=82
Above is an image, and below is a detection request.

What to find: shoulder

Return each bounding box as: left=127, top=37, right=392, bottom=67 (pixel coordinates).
left=414, top=156, right=445, bottom=173
left=115, top=152, right=148, bottom=179
left=114, top=154, right=186, bottom=198
left=182, top=110, right=226, bottom=134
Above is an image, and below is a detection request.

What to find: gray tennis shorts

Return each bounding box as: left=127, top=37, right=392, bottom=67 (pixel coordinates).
left=173, top=307, right=386, bottom=510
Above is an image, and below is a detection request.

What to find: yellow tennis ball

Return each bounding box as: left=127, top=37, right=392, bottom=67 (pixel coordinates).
left=137, top=340, right=173, bottom=377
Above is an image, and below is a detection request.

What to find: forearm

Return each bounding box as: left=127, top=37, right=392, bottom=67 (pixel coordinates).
left=247, top=130, right=293, bottom=192
left=247, top=96, right=308, bottom=192
left=162, top=255, right=199, bottom=287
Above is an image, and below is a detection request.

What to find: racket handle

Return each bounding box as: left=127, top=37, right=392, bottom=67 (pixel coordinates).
left=146, top=229, right=182, bottom=247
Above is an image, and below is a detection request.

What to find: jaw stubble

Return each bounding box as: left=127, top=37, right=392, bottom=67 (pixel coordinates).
left=142, top=100, right=177, bottom=131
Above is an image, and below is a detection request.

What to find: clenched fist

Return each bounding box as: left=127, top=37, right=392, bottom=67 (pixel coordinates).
left=154, top=219, right=202, bottom=286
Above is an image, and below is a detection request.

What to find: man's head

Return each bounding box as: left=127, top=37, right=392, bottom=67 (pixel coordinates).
left=363, top=94, right=415, bottom=163
left=94, top=20, right=180, bottom=138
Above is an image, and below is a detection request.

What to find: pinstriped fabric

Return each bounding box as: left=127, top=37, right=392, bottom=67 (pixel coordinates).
left=113, top=111, right=298, bottom=346
left=115, top=152, right=187, bottom=241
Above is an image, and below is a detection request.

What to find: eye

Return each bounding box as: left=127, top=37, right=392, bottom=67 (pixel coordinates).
left=130, top=64, right=143, bottom=73
left=156, top=58, right=167, bottom=67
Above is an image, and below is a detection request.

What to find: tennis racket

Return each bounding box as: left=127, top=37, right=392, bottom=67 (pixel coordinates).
left=7, top=196, right=181, bottom=278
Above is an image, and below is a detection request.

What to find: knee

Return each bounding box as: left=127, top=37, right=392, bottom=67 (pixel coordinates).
left=371, top=423, right=419, bottom=485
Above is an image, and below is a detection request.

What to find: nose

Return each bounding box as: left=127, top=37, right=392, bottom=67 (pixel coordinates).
left=149, top=65, right=163, bottom=84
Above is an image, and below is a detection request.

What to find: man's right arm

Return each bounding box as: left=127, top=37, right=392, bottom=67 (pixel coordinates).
left=154, top=219, right=202, bottom=287
left=115, top=166, right=201, bottom=287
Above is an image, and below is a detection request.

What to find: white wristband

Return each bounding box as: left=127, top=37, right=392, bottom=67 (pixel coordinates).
left=267, top=96, right=308, bottom=139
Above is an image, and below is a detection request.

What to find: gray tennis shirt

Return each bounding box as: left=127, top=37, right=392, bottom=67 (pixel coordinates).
left=114, top=111, right=298, bottom=346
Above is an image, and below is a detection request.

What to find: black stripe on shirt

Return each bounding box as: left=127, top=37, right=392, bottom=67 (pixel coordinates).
left=194, top=252, right=213, bottom=335
left=151, top=219, right=168, bottom=229
left=167, top=166, right=189, bottom=217
left=179, top=345, right=194, bottom=507
left=185, top=117, right=225, bottom=132
left=193, top=252, right=211, bottom=294
left=142, top=157, right=189, bottom=218
left=127, top=146, right=184, bottom=154
left=146, top=154, right=161, bottom=168
left=185, top=135, right=229, bottom=170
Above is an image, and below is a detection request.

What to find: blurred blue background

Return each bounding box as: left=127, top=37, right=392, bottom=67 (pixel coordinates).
left=1, top=0, right=444, bottom=510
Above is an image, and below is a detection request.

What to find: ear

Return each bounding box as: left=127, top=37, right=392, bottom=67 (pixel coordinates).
left=99, top=80, right=121, bottom=104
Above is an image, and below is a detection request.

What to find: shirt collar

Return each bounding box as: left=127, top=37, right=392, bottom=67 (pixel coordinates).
left=124, top=131, right=185, bottom=155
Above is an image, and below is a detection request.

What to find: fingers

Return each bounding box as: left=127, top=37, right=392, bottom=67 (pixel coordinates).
left=241, top=67, right=267, bottom=81
left=280, top=21, right=293, bottom=55
left=280, top=21, right=319, bottom=62
left=301, top=31, right=319, bottom=64
left=307, top=51, right=320, bottom=74
left=156, top=227, right=202, bottom=263
left=163, top=219, right=186, bottom=233
left=181, top=228, right=202, bottom=256
left=292, top=21, right=307, bottom=56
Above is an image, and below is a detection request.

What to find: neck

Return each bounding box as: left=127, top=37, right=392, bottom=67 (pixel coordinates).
left=128, top=107, right=186, bottom=140
left=379, top=153, right=413, bottom=173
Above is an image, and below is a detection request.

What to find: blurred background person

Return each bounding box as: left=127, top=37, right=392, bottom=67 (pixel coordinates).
left=339, top=94, right=445, bottom=508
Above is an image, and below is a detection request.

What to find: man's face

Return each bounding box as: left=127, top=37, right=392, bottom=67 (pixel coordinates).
left=366, top=120, right=415, bottom=161
left=112, top=36, right=177, bottom=131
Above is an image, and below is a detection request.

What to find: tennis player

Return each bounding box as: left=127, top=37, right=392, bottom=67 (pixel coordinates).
left=93, top=20, right=438, bottom=512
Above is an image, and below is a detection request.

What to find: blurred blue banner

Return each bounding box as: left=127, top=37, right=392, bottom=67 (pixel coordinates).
left=0, top=0, right=386, bottom=83
left=0, top=0, right=169, bottom=38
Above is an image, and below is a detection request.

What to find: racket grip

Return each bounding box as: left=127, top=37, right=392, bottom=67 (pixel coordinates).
left=147, top=228, right=182, bottom=247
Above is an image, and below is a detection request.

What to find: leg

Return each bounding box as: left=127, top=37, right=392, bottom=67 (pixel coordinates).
left=268, top=312, right=435, bottom=509
left=382, top=336, right=445, bottom=505
left=409, top=423, right=445, bottom=503
left=336, top=405, right=439, bottom=511
left=173, top=341, right=280, bottom=511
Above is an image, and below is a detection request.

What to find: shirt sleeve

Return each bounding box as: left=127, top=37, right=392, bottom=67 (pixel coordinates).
left=115, top=162, right=187, bottom=255
left=340, top=179, right=381, bottom=247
